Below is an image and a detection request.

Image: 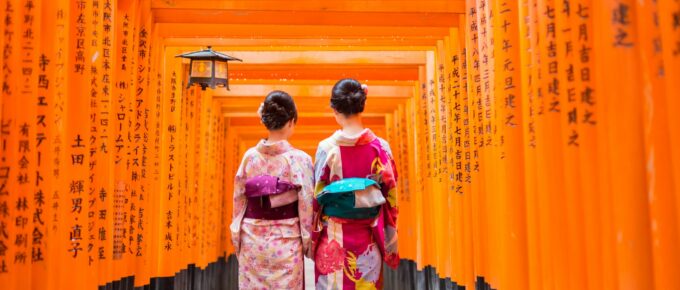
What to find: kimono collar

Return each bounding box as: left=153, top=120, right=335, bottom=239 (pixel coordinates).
left=256, top=139, right=292, bottom=155
left=331, top=128, right=377, bottom=146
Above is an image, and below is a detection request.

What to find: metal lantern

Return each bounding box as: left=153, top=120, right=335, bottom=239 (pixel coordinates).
left=176, top=46, right=242, bottom=90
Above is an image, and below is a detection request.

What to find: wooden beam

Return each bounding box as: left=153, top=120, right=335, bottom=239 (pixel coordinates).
left=172, top=50, right=427, bottom=65
left=152, top=9, right=459, bottom=27
left=226, top=79, right=416, bottom=85
left=163, top=37, right=439, bottom=48
left=224, top=64, right=420, bottom=81
left=151, top=0, right=466, bottom=13
left=157, top=23, right=451, bottom=38
left=211, top=83, right=414, bottom=98
left=220, top=96, right=407, bottom=114
left=219, top=95, right=407, bottom=106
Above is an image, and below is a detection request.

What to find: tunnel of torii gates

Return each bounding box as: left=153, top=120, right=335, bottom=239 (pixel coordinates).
left=0, top=0, right=680, bottom=290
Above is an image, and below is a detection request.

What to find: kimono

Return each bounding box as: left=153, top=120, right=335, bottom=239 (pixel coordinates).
left=230, top=140, right=314, bottom=290
left=313, top=128, right=399, bottom=290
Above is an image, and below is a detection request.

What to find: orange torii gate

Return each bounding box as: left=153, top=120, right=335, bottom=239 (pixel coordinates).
left=0, top=0, right=679, bottom=290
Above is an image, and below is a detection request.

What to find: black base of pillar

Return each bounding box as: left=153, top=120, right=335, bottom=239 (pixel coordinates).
left=99, top=255, right=240, bottom=290
left=100, top=255, right=494, bottom=290
left=383, top=259, right=495, bottom=290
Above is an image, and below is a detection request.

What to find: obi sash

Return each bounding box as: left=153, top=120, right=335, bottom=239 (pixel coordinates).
left=244, top=175, right=301, bottom=220
left=316, top=177, right=386, bottom=219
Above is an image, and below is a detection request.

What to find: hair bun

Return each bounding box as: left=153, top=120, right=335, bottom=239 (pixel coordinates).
left=260, top=91, right=298, bottom=130
left=330, top=78, right=367, bottom=116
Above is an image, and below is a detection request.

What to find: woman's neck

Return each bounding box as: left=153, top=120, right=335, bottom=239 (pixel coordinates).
left=341, top=116, right=364, bottom=135
left=266, top=130, right=287, bottom=143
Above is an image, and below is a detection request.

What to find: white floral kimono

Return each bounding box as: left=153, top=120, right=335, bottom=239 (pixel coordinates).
left=230, top=140, right=314, bottom=289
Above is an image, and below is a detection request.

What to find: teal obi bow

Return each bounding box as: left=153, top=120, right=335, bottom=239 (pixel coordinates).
left=317, top=178, right=386, bottom=219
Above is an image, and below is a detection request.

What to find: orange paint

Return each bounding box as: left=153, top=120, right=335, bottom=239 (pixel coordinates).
left=0, top=1, right=676, bottom=289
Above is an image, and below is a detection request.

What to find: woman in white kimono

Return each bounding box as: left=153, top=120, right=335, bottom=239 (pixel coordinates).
left=230, top=90, right=314, bottom=289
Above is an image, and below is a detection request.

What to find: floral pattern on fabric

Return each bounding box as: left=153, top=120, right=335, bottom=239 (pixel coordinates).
left=313, top=129, right=399, bottom=290
left=238, top=218, right=304, bottom=289
left=316, top=239, right=346, bottom=275
left=229, top=139, right=314, bottom=290
left=355, top=244, right=381, bottom=283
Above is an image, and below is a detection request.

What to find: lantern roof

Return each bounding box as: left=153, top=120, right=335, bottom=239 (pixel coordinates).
left=176, top=46, right=242, bottom=62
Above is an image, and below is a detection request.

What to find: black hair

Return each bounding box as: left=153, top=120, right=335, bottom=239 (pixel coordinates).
left=261, top=90, right=298, bottom=130
left=330, top=78, right=366, bottom=116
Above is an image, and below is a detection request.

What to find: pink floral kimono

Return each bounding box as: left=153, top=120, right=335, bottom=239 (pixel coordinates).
left=230, top=140, right=314, bottom=289
left=313, top=129, right=399, bottom=290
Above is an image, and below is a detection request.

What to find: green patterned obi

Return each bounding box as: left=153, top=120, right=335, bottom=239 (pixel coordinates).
left=317, top=177, right=386, bottom=219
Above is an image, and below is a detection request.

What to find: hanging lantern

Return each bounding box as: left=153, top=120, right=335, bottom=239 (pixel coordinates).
left=176, top=46, right=242, bottom=90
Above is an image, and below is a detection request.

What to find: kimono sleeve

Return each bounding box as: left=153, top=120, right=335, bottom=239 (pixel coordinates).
left=379, top=140, right=400, bottom=268
left=313, top=143, right=332, bottom=196
left=229, top=152, right=250, bottom=255
left=310, top=143, right=331, bottom=257
left=295, top=152, right=315, bottom=258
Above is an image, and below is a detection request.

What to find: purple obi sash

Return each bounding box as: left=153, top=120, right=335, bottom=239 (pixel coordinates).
left=244, top=175, right=300, bottom=220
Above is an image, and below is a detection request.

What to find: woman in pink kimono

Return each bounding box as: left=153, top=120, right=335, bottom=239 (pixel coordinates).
left=313, top=79, right=399, bottom=289
left=230, top=90, right=314, bottom=289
